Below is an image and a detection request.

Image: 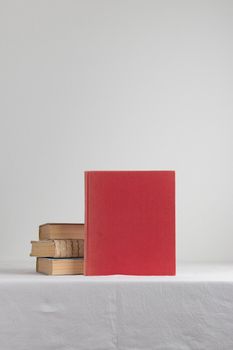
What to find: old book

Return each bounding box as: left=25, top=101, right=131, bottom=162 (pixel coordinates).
left=30, top=239, right=84, bottom=258
left=36, top=258, right=84, bottom=275
left=85, top=171, right=176, bottom=276
left=39, top=223, right=84, bottom=240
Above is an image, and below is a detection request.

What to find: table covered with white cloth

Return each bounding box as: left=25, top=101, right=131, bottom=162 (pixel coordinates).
left=0, top=262, right=233, bottom=350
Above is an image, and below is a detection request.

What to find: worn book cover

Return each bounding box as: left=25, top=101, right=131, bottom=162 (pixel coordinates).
left=36, top=258, right=84, bottom=275
left=39, top=223, right=84, bottom=240
left=30, top=239, right=84, bottom=258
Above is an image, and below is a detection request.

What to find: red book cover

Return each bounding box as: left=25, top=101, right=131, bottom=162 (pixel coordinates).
left=85, top=171, right=175, bottom=276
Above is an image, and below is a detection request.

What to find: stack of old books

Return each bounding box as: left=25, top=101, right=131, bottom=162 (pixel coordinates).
left=30, top=223, right=84, bottom=275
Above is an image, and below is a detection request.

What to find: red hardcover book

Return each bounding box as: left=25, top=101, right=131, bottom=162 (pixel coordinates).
left=85, top=171, right=175, bottom=275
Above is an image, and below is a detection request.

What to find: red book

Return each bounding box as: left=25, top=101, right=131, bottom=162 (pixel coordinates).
left=85, top=171, right=176, bottom=275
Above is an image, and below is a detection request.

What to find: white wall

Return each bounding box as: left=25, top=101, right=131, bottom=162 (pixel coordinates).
left=0, top=0, right=233, bottom=262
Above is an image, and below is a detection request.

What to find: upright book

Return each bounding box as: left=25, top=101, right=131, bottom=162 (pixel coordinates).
left=85, top=171, right=175, bottom=275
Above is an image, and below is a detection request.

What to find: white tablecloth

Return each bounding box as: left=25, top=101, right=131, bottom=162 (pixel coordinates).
left=0, top=262, right=233, bottom=350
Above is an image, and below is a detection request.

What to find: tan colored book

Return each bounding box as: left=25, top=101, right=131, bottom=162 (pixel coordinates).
left=36, top=258, right=84, bottom=275
left=39, top=223, right=84, bottom=240
left=31, top=239, right=84, bottom=258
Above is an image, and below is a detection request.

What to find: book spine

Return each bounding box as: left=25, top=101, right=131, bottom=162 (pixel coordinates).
left=173, top=171, right=176, bottom=275
left=54, top=240, right=83, bottom=258
left=84, top=172, right=89, bottom=275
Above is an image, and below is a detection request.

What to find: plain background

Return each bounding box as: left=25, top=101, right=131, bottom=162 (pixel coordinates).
left=0, top=0, right=233, bottom=262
